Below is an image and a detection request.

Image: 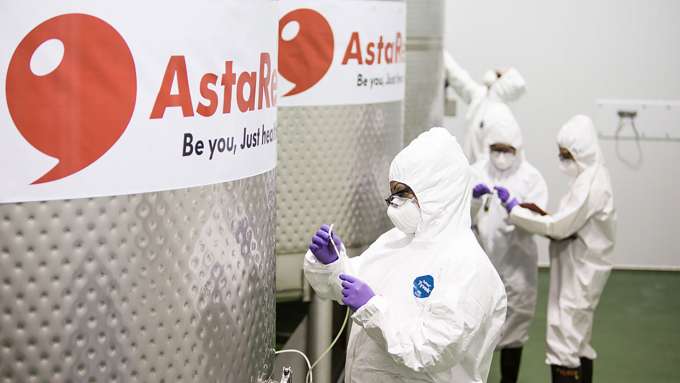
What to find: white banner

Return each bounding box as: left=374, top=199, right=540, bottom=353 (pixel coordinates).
left=277, top=0, right=406, bottom=107
left=0, top=1, right=278, bottom=203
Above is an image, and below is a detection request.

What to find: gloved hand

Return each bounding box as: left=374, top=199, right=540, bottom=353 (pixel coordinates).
left=505, top=198, right=519, bottom=213
left=339, top=274, right=375, bottom=311
left=494, top=186, right=518, bottom=213
left=308, top=224, right=343, bottom=264
left=473, top=183, right=491, bottom=198
left=494, top=186, right=511, bottom=203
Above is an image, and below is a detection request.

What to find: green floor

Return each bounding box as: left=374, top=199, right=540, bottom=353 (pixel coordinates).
left=487, top=269, right=680, bottom=383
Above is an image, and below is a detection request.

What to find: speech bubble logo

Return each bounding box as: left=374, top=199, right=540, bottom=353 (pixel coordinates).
left=279, top=8, right=334, bottom=97
left=6, top=13, right=137, bottom=184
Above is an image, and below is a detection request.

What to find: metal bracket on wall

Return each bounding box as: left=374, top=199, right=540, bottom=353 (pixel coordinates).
left=595, top=99, right=680, bottom=142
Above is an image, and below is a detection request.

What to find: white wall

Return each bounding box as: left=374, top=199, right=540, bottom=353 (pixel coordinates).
left=443, top=0, right=680, bottom=269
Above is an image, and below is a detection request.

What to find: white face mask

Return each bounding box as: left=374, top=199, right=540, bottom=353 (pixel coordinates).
left=490, top=151, right=515, bottom=171
left=482, top=69, right=498, bottom=88
left=387, top=199, right=422, bottom=234
left=559, top=159, right=579, bottom=177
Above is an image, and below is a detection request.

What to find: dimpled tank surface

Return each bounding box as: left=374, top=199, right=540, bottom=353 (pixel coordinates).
left=0, top=171, right=276, bottom=383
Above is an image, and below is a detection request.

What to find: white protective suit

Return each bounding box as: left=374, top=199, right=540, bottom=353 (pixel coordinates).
left=443, top=51, right=526, bottom=164
left=304, top=128, right=507, bottom=382
left=470, top=104, right=548, bottom=349
left=509, top=115, right=616, bottom=367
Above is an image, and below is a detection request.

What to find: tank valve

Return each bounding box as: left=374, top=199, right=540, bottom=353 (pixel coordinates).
left=279, top=366, right=292, bottom=383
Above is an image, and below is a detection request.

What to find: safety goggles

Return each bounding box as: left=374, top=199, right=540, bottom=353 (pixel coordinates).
left=385, top=189, right=415, bottom=207
left=489, top=143, right=516, bottom=155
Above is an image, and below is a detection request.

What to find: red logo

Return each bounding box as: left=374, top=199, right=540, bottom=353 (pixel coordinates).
left=6, top=13, right=137, bottom=184
left=278, top=9, right=334, bottom=96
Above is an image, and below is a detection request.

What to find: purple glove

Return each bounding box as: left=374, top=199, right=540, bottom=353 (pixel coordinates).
left=505, top=198, right=519, bottom=213
left=340, top=274, right=375, bottom=311
left=494, top=186, right=519, bottom=213
left=494, top=186, right=511, bottom=203
left=309, top=224, right=343, bottom=264
left=473, top=183, right=491, bottom=199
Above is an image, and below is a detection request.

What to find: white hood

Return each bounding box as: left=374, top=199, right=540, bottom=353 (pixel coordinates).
left=389, top=127, right=473, bottom=240
left=483, top=102, right=523, bottom=150
left=557, top=115, right=604, bottom=169
left=480, top=103, right=525, bottom=171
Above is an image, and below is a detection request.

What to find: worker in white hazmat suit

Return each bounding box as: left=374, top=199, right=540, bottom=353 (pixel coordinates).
left=443, top=50, right=527, bottom=163
left=304, top=128, right=507, bottom=383
left=469, top=103, right=548, bottom=383
left=496, top=115, right=616, bottom=383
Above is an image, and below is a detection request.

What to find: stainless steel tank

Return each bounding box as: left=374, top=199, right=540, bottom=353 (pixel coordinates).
left=0, top=0, right=276, bottom=383
left=0, top=174, right=276, bottom=382
left=404, top=0, right=446, bottom=144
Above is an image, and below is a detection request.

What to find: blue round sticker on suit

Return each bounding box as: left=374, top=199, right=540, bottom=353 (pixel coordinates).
left=413, top=275, right=435, bottom=298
